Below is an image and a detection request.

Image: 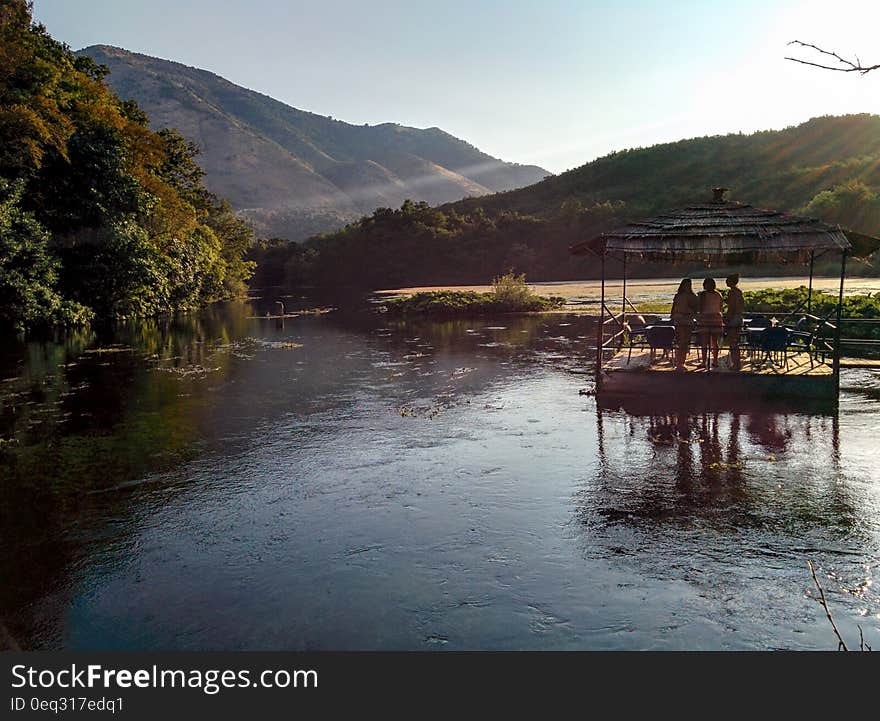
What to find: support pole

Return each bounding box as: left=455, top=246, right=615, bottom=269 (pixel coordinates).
left=596, top=252, right=606, bottom=383
left=832, top=250, right=847, bottom=392
left=621, top=253, right=627, bottom=322
left=807, top=250, right=814, bottom=315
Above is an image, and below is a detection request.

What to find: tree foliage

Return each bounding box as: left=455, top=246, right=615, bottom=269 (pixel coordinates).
left=0, top=1, right=253, bottom=331
left=0, top=179, right=90, bottom=330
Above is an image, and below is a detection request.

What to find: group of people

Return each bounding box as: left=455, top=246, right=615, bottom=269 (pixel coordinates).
left=670, top=274, right=745, bottom=371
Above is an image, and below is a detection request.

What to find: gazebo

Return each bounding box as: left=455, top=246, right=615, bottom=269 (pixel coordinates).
left=569, top=189, right=868, bottom=401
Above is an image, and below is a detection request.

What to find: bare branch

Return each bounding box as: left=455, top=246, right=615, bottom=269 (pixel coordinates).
left=786, top=40, right=880, bottom=74
left=858, top=625, right=873, bottom=652
left=808, top=559, right=848, bottom=651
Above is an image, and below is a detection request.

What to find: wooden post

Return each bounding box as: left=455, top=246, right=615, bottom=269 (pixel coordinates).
left=596, top=251, right=606, bottom=383
left=807, top=251, right=814, bottom=315
left=621, top=253, right=627, bottom=322
left=832, top=250, right=847, bottom=391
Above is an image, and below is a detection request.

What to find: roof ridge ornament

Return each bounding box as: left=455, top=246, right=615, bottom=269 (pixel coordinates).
left=712, top=187, right=729, bottom=203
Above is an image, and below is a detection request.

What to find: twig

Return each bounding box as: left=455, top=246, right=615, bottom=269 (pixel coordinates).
left=808, top=559, right=848, bottom=651
left=786, top=40, right=880, bottom=75
left=858, top=625, right=872, bottom=652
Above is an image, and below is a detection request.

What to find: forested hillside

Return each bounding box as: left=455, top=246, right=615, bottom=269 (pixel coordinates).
left=257, top=114, right=880, bottom=290
left=78, top=45, right=550, bottom=240
left=0, top=1, right=253, bottom=331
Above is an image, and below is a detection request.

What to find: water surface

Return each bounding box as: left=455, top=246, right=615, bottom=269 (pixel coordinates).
left=1, top=301, right=878, bottom=650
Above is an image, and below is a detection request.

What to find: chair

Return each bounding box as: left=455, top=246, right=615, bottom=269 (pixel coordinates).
left=759, top=326, right=791, bottom=368
left=742, top=316, right=771, bottom=362
left=746, top=315, right=771, bottom=329
left=625, top=315, right=649, bottom=362
left=645, top=325, right=676, bottom=364
left=784, top=317, right=814, bottom=365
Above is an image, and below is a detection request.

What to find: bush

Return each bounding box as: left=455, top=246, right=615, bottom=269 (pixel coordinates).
left=742, top=286, right=880, bottom=342
left=492, top=272, right=534, bottom=309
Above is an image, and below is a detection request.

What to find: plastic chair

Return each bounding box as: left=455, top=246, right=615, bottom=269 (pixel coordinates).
left=625, top=315, right=649, bottom=362
left=759, top=327, right=790, bottom=368
left=784, top=317, right=814, bottom=365
left=645, top=325, right=676, bottom=364
left=742, top=316, right=771, bottom=362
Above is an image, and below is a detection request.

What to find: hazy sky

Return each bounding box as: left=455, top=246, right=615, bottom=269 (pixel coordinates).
left=32, top=0, right=880, bottom=173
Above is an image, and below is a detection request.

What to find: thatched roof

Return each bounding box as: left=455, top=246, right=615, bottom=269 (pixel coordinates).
left=571, top=197, right=857, bottom=260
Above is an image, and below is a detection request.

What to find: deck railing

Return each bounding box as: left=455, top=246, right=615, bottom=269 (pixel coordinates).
left=598, top=302, right=628, bottom=358
left=596, top=299, right=880, bottom=370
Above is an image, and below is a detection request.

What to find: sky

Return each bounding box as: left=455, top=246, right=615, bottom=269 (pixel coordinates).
left=31, top=0, right=880, bottom=174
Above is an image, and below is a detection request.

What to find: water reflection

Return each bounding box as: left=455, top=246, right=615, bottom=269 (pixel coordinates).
left=590, top=401, right=852, bottom=531
left=583, top=396, right=876, bottom=649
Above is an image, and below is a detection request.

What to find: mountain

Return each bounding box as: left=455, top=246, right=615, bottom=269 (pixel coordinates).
left=76, top=45, right=550, bottom=240
left=258, top=114, right=880, bottom=289
left=452, top=113, right=880, bottom=221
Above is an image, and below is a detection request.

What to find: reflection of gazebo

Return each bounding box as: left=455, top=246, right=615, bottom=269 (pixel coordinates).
left=569, top=189, right=874, bottom=401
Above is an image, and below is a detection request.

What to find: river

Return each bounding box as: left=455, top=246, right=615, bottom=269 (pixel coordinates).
left=1, top=298, right=878, bottom=650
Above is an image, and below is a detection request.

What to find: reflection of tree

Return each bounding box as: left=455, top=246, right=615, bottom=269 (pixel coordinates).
left=0, top=302, right=256, bottom=648
left=367, top=313, right=594, bottom=373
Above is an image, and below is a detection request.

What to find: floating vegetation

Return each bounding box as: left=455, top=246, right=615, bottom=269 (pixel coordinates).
left=398, top=404, right=443, bottom=420
left=255, top=341, right=303, bottom=350
left=248, top=306, right=336, bottom=320
left=154, top=364, right=220, bottom=377
left=82, top=346, right=135, bottom=355
left=707, top=461, right=743, bottom=470
left=397, top=389, right=464, bottom=420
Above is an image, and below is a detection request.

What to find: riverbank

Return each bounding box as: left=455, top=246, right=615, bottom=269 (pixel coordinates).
left=377, top=276, right=880, bottom=313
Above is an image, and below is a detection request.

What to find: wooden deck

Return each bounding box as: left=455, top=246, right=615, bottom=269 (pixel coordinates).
left=605, top=349, right=831, bottom=376
left=600, top=348, right=836, bottom=402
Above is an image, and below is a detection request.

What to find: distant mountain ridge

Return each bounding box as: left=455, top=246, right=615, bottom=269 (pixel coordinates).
left=77, top=45, right=550, bottom=240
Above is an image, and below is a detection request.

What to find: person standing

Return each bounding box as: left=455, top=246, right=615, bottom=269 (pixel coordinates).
left=698, top=277, right=724, bottom=370
left=725, top=274, right=745, bottom=371
left=671, top=278, right=699, bottom=370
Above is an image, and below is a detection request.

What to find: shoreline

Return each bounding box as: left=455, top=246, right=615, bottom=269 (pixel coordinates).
left=376, top=276, right=880, bottom=313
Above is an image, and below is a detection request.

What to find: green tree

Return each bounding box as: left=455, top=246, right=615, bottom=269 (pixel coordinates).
left=0, top=1, right=254, bottom=331
left=0, top=179, right=90, bottom=330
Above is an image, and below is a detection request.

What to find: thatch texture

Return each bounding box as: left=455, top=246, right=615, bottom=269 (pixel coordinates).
left=571, top=200, right=855, bottom=260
